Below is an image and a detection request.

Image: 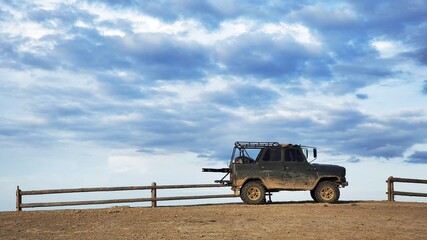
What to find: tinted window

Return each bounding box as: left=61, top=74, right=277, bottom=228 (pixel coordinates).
left=262, top=149, right=281, bottom=162
left=285, top=149, right=304, bottom=162
left=295, top=150, right=304, bottom=162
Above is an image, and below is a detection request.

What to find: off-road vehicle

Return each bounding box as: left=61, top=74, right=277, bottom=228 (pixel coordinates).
left=203, top=141, right=348, bottom=204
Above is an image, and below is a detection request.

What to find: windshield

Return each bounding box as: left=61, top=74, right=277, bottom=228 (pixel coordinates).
left=245, top=149, right=261, bottom=160
left=229, top=148, right=261, bottom=165
left=301, top=146, right=317, bottom=162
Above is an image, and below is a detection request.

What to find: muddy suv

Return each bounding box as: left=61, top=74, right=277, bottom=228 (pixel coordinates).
left=203, top=141, right=348, bottom=204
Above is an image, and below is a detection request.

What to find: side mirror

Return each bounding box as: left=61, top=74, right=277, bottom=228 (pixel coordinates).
left=313, top=148, right=317, bottom=158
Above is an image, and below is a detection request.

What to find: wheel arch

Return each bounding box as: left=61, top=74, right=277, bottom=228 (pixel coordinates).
left=311, top=176, right=341, bottom=190
left=240, top=178, right=266, bottom=189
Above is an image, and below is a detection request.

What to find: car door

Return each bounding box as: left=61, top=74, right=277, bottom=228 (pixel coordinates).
left=257, top=148, right=292, bottom=189
left=283, top=147, right=318, bottom=190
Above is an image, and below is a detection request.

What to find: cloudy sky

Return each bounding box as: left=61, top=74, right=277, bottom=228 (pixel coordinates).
left=1, top=0, right=427, bottom=210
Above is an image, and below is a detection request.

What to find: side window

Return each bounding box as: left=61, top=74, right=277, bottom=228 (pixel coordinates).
left=285, top=149, right=305, bottom=162
left=295, top=150, right=304, bottom=162
left=285, top=149, right=293, bottom=162
left=262, top=149, right=281, bottom=162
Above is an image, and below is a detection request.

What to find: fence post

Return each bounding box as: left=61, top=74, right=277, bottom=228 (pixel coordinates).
left=387, top=176, right=394, bottom=201
left=151, top=182, right=157, bottom=208
left=16, top=186, right=22, bottom=211
left=387, top=177, right=391, bottom=201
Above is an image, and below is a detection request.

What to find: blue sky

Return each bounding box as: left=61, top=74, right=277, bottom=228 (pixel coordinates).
left=1, top=0, right=427, bottom=210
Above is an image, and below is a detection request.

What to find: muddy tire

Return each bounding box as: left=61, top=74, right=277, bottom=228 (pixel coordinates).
left=240, top=181, right=266, bottom=204
left=314, top=181, right=340, bottom=203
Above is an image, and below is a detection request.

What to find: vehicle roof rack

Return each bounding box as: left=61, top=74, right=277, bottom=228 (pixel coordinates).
left=234, top=141, right=280, bottom=149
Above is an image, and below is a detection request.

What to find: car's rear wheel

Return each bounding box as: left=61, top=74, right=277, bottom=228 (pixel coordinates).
left=314, top=181, right=340, bottom=203
left=240, top=181, right=266, bottom=204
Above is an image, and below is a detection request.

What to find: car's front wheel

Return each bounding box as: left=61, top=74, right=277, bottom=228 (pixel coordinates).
left=314, top=181, right=340, bottom=203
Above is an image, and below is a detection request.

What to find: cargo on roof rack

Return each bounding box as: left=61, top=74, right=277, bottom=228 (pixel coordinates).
left=234, top=141, right=280, bottom=149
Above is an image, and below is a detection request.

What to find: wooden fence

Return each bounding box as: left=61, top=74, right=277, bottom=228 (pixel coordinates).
left=386, top=176, right=427, bottom=201
left=16, top=183, right=237, bottom=211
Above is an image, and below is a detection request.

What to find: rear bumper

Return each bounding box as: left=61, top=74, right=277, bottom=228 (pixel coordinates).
left=341, top=181, right=349, bottom=187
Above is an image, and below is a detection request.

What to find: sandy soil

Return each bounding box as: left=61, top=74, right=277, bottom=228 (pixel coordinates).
left=1, top=201, right=426, bottom=239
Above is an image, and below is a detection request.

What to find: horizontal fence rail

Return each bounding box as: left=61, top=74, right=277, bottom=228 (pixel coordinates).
left=386, top=176, right=427, bottom=201
left=16, top=183, right=236, bottom=211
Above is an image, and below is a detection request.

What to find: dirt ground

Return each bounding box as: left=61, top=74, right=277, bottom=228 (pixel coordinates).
left=1, top=201, right=426, bottom=239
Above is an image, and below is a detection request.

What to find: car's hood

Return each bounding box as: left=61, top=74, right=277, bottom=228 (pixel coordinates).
left=311, top=163, right=346, bottom=176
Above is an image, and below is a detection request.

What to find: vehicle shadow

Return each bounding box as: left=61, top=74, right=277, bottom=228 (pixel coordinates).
left=160, top=200, right=366, bottom=209
left=266, top=200, right=363, bottom=205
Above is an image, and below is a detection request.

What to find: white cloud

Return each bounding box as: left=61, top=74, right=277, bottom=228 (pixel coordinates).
left=357, top=78, right=427, bottom=115
left=79, top=2, right=194, bottom=36
left=107, top=149, right=228, bottom=185
left=74, top=2, right=321, bottom=49
left=108, top=154, right=144, bottom=173
left=108, top=149, right=224, bottom=173
left=371, top=40, right=408, bottom=58
left=36, top=0, right=77, bottom=11
left=184, top=19, right=253, bottom=44
left=261, top=23, right=321, bottom=48
left=149, top=77, right=230, bottom=106
left=101, top=112, right=144, bottom=124
left=15, top=115, right=47, bottom=125
left=97, top=27, right=126, bottom=37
